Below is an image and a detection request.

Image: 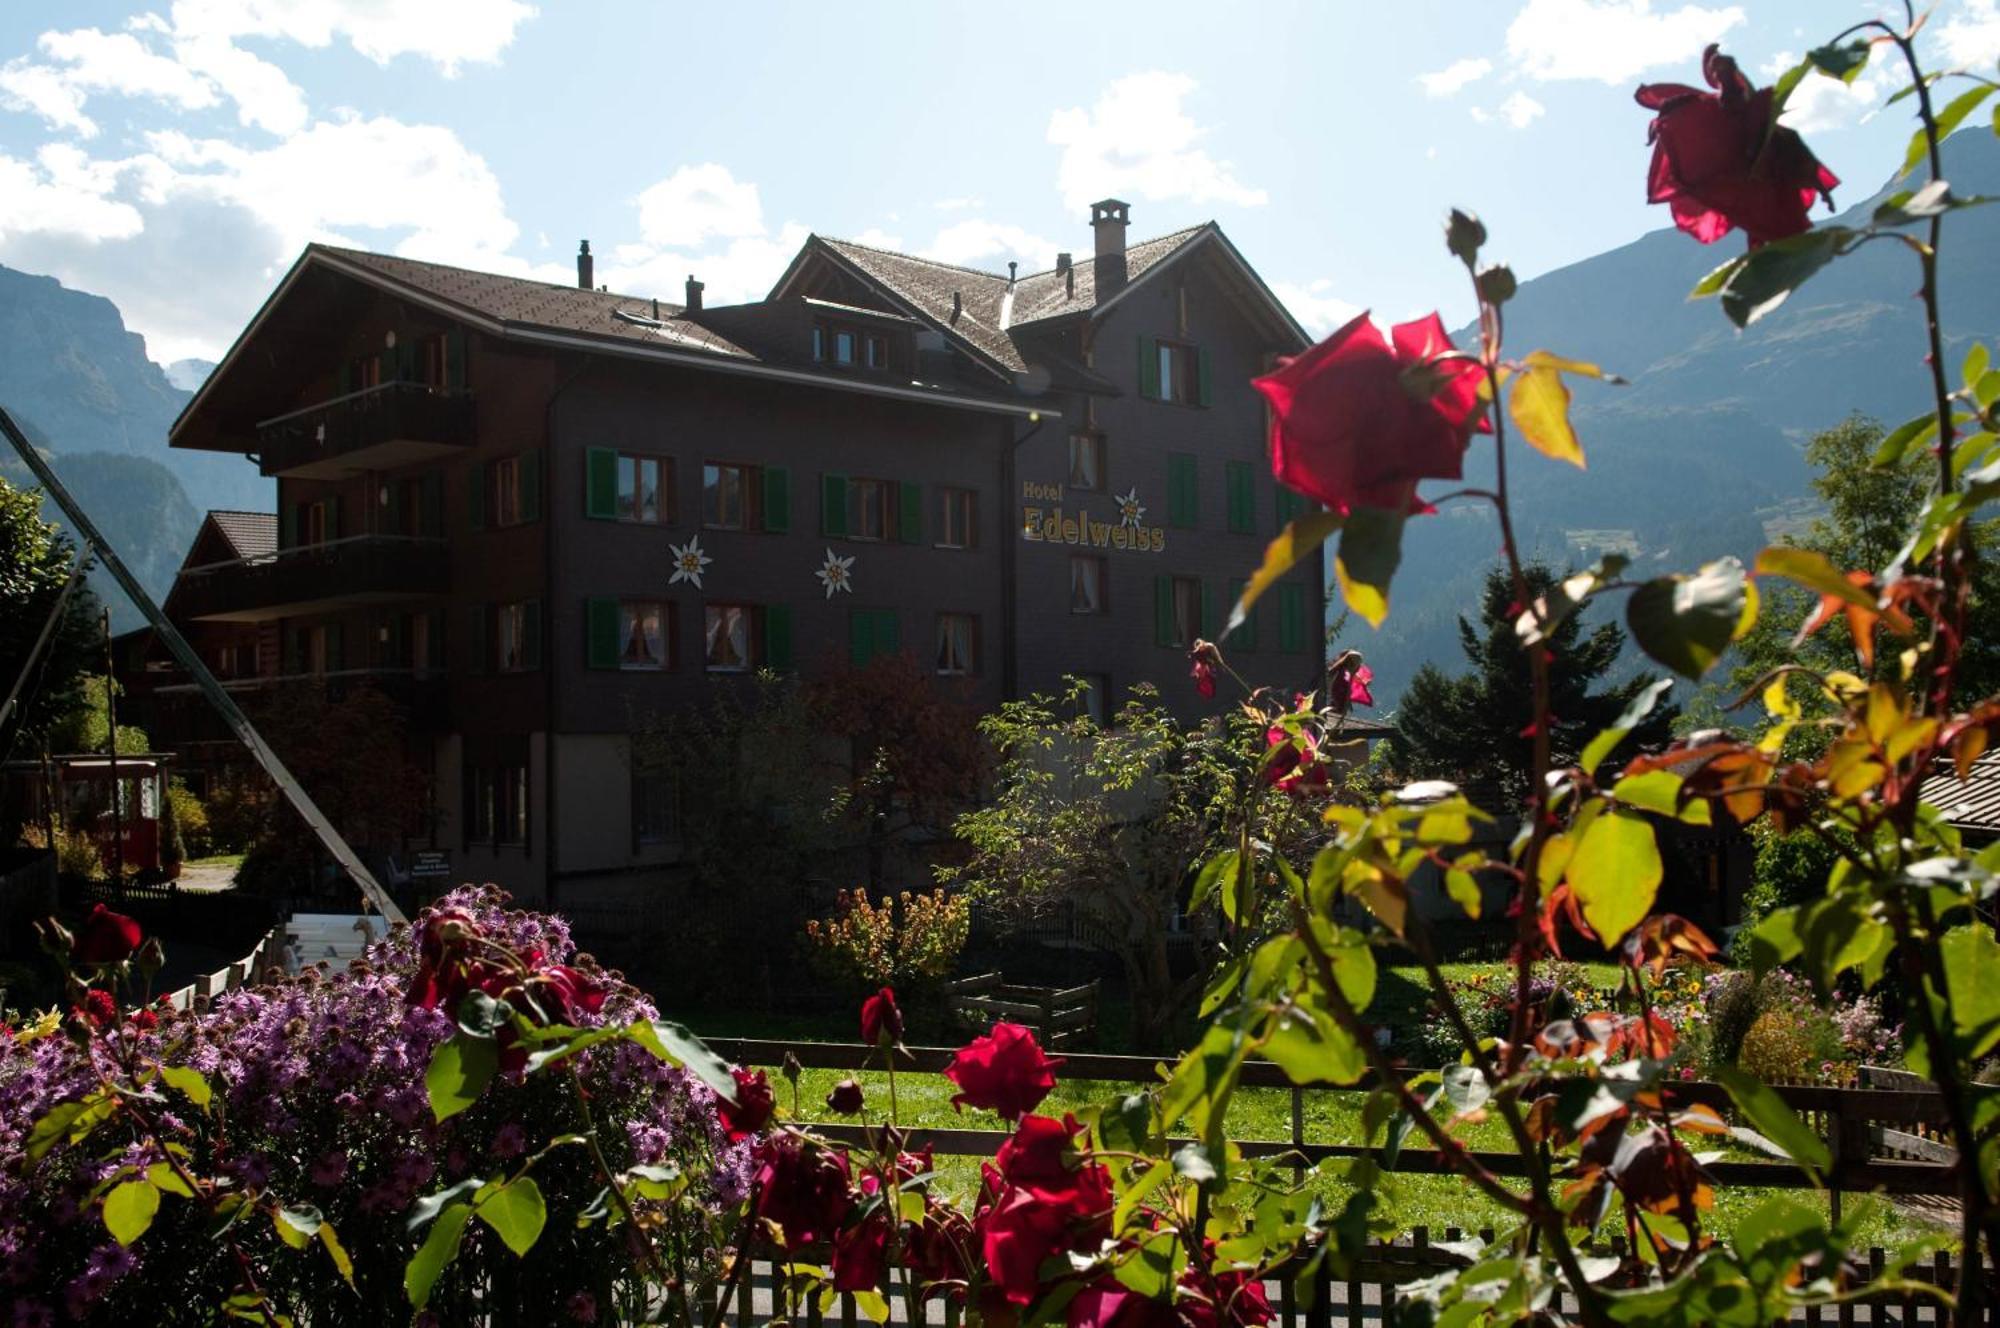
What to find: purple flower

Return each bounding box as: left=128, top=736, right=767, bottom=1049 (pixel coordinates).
left=309, top=1150, right=349, bottom=1188
left=566, top=1291, right=598, bottom=1323
left=10, top=1301, right=53, bottom=1328
left=492, top=1122, right=527, bottom=1159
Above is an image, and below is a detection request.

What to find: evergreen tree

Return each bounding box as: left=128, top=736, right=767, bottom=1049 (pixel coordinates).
left=0, top=475, right=102, bottom=758
left=1390, top=564, right=1677, bottom=797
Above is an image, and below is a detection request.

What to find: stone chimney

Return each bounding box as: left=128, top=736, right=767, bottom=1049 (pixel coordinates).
left=576, top=240, right=593, bottom=291
left=1090, top=199, right=1130, bottom=296
left=685, top=275, right=704, bottom=312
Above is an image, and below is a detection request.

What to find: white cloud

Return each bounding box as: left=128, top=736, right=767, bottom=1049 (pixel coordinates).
left=1505, top=0, right=1746, bottom=84
left=635, top=163, right=765, bottom=250
left=921, top=220, right=1059, bottom=270
left=1418, top=56, right=1493, bottom=97
left=0, top=60, right=95, bottom=136
left=1, top=27, right=219, bottom=137
left=1272, top=279, right=1363, bottom=339
left=170, top=32, right=309, bottom=135
left=0, top=145, right=146, bottom=244
left=1762, top=52, right=1882, bottom=133
left=1500, top=91, right=1547, bottom=128
left=847, top=227, right=905, bottom=250
left=603, top=225, right=812, bottom=309
left=163, top=0, right=539, bottom=75
left=1048, top=72, right=1266, bottom=214
left=1939, top=0, right=2000, bottom=67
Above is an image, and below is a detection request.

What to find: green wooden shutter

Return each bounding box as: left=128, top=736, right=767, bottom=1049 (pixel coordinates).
left=1168, top=453, right=1197, bottom=528
left=1277, top=585, right=1305, bottom=653
left=586, top=597, right=620, bottom=669
left=468, top=463, right=486, bottom=531
left=445, top=327, right=467, bottom=392
left=521, top=600, right=542, bottom=670
left=1154, top=576, right=1175, bottom=648
left=849, top=610, right=872, bottom=666
left=1275, top=485, right=1300, bottom=528
left=821, top=473, right=848, bottom=537
left=521, top=449, right=543, bottom=523
left=467, top=605, right=487, bottom=674
left=898, top=482, right=922, bottom=544
left=1137, top=336, right=1159, bottom=400
left=763, top=604, right=792, bottom=670
left=1226, top=579, right=1257, bottom=650
left=762, top=466, right=790, bottom=533
left=1201, top=583, right=1216, bottom=643
left=1226, top=461, right=1254, bottom=534
left=585, top=448, right=619, bottom=519
left=1196, top=347, right=1213, bottom=407
left=876, top=610, right=900, bottom=657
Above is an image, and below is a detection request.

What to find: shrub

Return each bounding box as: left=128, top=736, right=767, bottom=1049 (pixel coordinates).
left=804, top=887, right=970, bottom=996
left=1737, top=1009, right=1823, bottom=1085
left=52, top=828, right=102, bottom=883
left=164, top=779, right=210, bottom=861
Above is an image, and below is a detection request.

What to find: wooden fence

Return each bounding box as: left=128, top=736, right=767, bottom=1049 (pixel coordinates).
left=942, top=973, right=1100, bottom=1046
left=157, top=922, right=286, bottom=1012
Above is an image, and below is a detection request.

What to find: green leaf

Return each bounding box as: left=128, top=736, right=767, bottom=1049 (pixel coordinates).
left=475, top=1176, right=546, bottom=1257
left=1444, top=866, right=1482, bottom=920
left=1112, top=1231, right=1182, bottom=1300
left=1334, top=506, right=1405, bottom=629
left=158, top=1064, right=212, bottom=1112
left=272, top=1204, right=321, bottom=1250
left=1746, top=906, right=1802, bottom=976
left=1805, top=39, right=1870, bottom=83
left=1902, top=87, right=1998, bottom=178
left=1230, top=510, right=1341, bottom=635
left=1872, top=180, right=1995, bottom=227
left=25, top=1101, right=87, bottom=1165
left=1769, top=57, right=1814, bottom=114
left=1626, top=558, right=1746, bottom=679
left=1441, top=1064, right=1492, bottom=1114
left=1753, top=546, right=1871, bottom=606
left=1940, top=924, right=2000, bottom=1060
left=1189, top=849, right=1240, bottom=914
left=1566, top=811, right=1662, bottom=946
left=408, top=1178, right=485, bottom=1231
left=1872, top=412, right=1940, bottom=467
left=1261, top=1002, right=1365, bottom=1086
left=1689, top=252, right=1747, bottom=299
left=319, top=1221, right=356, bottom=1289
left=147, top=1162, right=193, bottom=1198
left=405, top=1201, right=472, bottom=1309
left=1096, top=1093, right=1154, bottom=1154
left=1611, top=769, right=1709, bottom=825
left=632, top=1020, right=738, bottom=1100
left=1581, top=677, right=1675, bottom=776
left=1716, top=228, right=1850, bottom=327
left=103, top=1179, right=160, bottom=1245
left=426, top=1031, right=498, bottom=1122
left=1716, top=1067, right=1830, bottom=1178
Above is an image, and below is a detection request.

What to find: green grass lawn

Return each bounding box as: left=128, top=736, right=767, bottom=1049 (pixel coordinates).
left=682, top=961, right=1931, bottom=1252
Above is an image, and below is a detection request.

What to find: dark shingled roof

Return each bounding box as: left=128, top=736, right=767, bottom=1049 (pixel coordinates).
left=206, top=510, right=275, bottom=561
left=816, top=225, right=1213, bottom=374
left=1921, top=750, right=2000, bottom=840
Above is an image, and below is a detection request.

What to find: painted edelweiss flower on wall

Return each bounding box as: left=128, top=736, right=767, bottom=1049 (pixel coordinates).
left=816, top=547, right=855, bottom=598
left=668, top=536, right=712, bottom=589
left=1115, top=488, right=1146, bottom=530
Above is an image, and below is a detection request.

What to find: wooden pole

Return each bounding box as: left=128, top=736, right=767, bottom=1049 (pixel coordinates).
left=101, top=608, right=123, bottom=892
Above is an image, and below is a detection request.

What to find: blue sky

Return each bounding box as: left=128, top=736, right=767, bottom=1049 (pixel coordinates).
left=2, top=0, right=1997, bottom=366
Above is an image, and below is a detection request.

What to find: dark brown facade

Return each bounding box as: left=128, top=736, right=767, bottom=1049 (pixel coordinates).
left=167, top=204, right=1322, bottom=905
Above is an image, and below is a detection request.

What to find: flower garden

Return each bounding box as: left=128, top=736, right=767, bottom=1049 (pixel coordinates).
left=7, top=11, right=2000, bottom=1326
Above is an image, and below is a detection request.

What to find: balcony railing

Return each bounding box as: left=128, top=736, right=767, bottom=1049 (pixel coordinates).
left=256, top=381, right=473, bottom=479
left=173, top=535, right=448, bottom=622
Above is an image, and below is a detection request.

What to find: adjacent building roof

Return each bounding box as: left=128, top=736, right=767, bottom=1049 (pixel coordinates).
left=1921, top=750, right=2000, bottom=840
left=205, top=510, right=276, bottom=562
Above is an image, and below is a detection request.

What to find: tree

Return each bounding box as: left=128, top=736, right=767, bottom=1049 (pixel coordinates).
left=800, top=652, right=986, bottom=890
left=0, top=475, right=102, bottom=762
left=1729, top=414, right=2000, bottom=713
left=1391, top=563, right=1677, bottom=797
left=945, top=683, right=1252, bottom=1050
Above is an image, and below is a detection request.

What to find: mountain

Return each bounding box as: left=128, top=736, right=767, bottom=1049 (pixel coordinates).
left=163, top=359, right=216, bottom=392
left=0, top=264, right=268, bottom=627
left=1354, top=130, right=2000, bottom=712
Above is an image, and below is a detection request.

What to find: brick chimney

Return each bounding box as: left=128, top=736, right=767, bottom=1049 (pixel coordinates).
left=685, top=275, right=704, bottom=312
left=576, top=240, right=593, bottom=291
left=1090, top=200, right=1130, bottom=296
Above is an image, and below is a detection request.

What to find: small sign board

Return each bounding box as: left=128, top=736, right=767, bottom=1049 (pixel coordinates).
left=410, top=850, right=451, bottom=881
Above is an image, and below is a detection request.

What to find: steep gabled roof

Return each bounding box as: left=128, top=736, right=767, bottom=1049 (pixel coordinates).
left=805, top=240, right=1019, bottom=371
left=1921, top=750, right=2000, bottom=840
left=205, top=510, right=275, bottom=562
left=1007, top=226, right=1210, bottom=325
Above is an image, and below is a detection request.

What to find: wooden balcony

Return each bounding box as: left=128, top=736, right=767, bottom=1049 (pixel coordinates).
left=257, top=381, right=473, bottom=479
left=173, top=535, right=448, bottom=622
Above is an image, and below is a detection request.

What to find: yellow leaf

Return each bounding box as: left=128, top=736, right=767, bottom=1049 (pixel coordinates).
left=1509, top=362, right=1586, bottom=468
left=1523, top=350, right=1615, bottom=379
left=1734, top=576, right=1760, bottom=641
left=1763, top=676, right=1798, bottom=721
left=1229, top=510, right=1341, bottom=635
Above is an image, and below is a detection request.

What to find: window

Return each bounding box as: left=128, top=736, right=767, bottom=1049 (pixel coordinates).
left=470, top=762, right=529, bottom=845
left=703, top=462, right=758, bottom=530
left=612, top=454, right=663, bottom=523
left=1225, top=578, right=1257, bottom=650
left=936, top=613, right=976, bottom=675
left=1078, top=674, right=1111, bottom=725
left=301, top=500, right=330, bottom=546
left=1070, top=556, right=1106, bottom=615
left=496, top=601, right=535, bottom=672
left=633, top=770, right=676, bottom=846
left=864, top=334, right=887, bottom=369
left=705, top=604, right=753, bottom=671
left=620, top=601, right=670, bottom=670
left=834, top=330, right=856, bottom=365
left=1167, top=453, right=1199, bottom=528
left=938, top=487, right=977, bottom=549
left=1156, top=575, right=1204, bottom=648
left=1225, top=461, right=1256, bottom=534
left=348, top=352, right=381, bottom=392
left=1068, top=433, right=1105, bottom=490
left=812, top=326, right=825, bottom=361
left=419, top=332, right=449, bottom=388
left=306, top=626, right=329, bottom=676
left=847, top=477, right=892, bottom=541
left=491, top=456, right=523, bottom=527
left=1139, top=337, right=1210, bottom=407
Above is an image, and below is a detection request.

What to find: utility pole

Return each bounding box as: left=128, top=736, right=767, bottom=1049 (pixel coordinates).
left=101, top=607, right=123, bottom=893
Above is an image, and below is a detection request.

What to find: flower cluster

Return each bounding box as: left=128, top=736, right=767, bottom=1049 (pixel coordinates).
left=804, top=887, right=971, bottom=996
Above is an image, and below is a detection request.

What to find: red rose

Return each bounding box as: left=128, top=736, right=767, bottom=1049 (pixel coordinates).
left=753, top=1135, right=854, bottom=1248
left=978, top=1172, right=1110, bottom=1305
left=1636, top=45, right=1839, bottom=247
left=76, top=988, right=118, bottom=1029
left=831, top=1212, right=889, bottom=1291
left=944, top=1022, right=1063, bottom=1122
left=73, top=904, right=143, bottom=966
left=1068, top=1278, right=1176, bottom=1328
left=859, top=987, right=902, bottom=1048
left=1188, top=640, right=1221, bottom=699
left=1253, top=312, right=1484, bottom=518
left=994, top=1113, right=1084, bottom=1195
left=719, top=1067, right=776, bottom=1140
left=906, top=1199, right=975, bottom=1289
left=826, top=1078, right=865, bottom=1116
left=1264, top=725, right=1330, bottom=798
left=1180, top=1267, right=1275, bottom=1328
left=534, top=965, right=606, bottom=1023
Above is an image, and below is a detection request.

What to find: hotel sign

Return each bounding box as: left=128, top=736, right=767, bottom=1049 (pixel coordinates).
left=1020, top=481, right=1166, bottom=553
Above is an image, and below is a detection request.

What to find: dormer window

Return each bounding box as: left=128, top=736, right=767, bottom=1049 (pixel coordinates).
left=813, top=319, right=897, bottom=373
